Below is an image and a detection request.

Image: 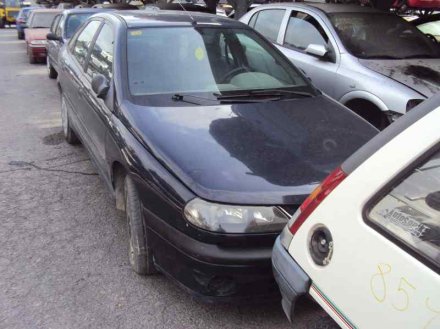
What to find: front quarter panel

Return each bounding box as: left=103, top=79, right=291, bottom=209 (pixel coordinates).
left=337, top=55, right=423, bottom=115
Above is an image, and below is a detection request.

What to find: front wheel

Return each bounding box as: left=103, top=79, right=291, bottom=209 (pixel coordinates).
left=47, top=57, right=57, bottom=79
left=60, top=94, right=79, bottom=144
left=124, top=176, right=157, bottom=275
left=28, top=51, right=36, bottom=64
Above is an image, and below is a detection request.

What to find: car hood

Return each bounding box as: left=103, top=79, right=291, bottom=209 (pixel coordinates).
left=359, top=58, right=440, bottom=97
left=25, top=28, right=49, bottom=41
left=123, top=95, right=377, bottom=205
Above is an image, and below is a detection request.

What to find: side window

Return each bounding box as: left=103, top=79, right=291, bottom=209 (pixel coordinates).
left=50, top=15, right=60, bottom=34
left=248, top=12, right=258, bottom=29
left=73, top=20, right=101, bottom=67
left=253, top=9, right=285, bottom=43
left=367, top=148, right=440, bottom=270
left=86, top=23, right=114, bottom=80
left=284, top=11, right=329, bottom=51
left=56, top=15, right=65, bottom=38
left=236, top=33, right=301, bottom=86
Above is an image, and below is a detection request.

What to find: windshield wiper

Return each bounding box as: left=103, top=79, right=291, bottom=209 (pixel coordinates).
left=172, top=93, right=218, bottom=105
left=214, top=89, right=314, bottom=101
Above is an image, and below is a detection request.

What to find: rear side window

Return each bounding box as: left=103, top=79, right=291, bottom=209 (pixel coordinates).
left=368, top=148, right=440, bottom=271
left=72, top=20, right=101, bottom=67
left=284, top=11, right=329, bottom=50
left=252, top=9, right=285, bottom=43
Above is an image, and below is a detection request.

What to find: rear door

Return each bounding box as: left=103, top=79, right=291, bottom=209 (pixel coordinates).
left=278, top=9, right=339, bottom=97
left=80, top=22, right=115, bottom=178
left=61, top=20, right=102, bottom=144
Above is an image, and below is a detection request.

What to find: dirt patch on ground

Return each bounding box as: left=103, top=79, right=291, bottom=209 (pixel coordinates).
left=42, top=132, right=64, bottom=145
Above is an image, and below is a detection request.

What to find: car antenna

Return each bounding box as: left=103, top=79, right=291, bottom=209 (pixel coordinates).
left=175, top=1, right=197, bottom=25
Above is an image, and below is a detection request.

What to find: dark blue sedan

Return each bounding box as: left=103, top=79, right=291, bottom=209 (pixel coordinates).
left=57, top=10, right=377, bottom=301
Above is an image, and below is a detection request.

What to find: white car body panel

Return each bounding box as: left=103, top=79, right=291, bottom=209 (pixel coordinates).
left=288, top=107, right=440, bottom=329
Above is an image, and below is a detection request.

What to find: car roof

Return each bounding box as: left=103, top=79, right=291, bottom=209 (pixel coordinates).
left=62, top=8, right=113, bottom=16
left=28, top=9, right=63, bottom=14
left=108, top=10, right=243, bottom=28
left=256, top=2, right=383, bottom=15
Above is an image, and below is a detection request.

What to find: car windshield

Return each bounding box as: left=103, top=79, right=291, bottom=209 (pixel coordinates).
left=127, top=26, right=313, bottom=98
left=329, top=13, right=440, bottom=59
left=29, top=12, right=58, bottom=28
left=66, top=13, right=93, bottom=38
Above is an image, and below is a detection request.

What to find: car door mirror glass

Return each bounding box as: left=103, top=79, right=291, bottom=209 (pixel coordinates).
left=91, top=74, right=110, bottom=99
left=305, top=44, right=328, bottom=59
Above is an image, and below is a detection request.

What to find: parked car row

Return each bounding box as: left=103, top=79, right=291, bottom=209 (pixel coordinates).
left=14, top=3, right=439, bottom=328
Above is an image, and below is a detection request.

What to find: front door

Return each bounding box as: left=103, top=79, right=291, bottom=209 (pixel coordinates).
left=278, top=10, right=339, bottom=97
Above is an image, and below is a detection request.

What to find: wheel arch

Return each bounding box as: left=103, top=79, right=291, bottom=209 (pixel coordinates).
left=339, top=90, right=388, bottom=113
left=111, top=160, right=128, bottom=211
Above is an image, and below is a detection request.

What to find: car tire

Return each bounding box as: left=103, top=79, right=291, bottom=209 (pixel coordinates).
left=17, top=31, right=24, bottom=40
left=28, top=51, right=36, bottom=64
left=60, top=94, right=80, bottom=144
left=124, top=175, right=157, bottom=275
left=0, top=19, right=5, bottom=29
left=47, top=57, right=57, bottom=79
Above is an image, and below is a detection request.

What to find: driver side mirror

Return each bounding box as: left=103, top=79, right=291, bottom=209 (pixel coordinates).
left=46, top=32, right=62, bottom=42
left=91, top=74, right=109, bottom=99
left=305, top=44, right=329, bottom=60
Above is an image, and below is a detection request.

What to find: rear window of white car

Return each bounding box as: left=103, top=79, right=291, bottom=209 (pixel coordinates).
left=368, top=148, right=440, bottom=271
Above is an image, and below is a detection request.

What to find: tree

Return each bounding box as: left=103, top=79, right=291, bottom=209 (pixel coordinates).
left=228, top=0, right=252, bottom=20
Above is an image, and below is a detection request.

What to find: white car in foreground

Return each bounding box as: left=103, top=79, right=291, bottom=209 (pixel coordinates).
left=273, top=94, right=440, bottom=329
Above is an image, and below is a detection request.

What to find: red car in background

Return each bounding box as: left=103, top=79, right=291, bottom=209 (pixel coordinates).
left=24, top=9, right=61, bottom=64
left=393, top=0, right=440, bottom=12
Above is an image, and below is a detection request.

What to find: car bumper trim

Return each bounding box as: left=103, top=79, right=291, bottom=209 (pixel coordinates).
left=272, top=237, right=310, bottom=322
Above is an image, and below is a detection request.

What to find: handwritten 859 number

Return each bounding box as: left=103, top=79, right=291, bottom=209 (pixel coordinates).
left=370, top=263, right=439, bottom=328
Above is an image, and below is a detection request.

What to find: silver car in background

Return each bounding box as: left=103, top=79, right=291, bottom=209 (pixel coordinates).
left=240, top=3, right=440, bottom=129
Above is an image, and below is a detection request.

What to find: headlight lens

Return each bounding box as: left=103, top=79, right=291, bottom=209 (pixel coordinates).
left=183, top=198, right=290, bottom=233
left=30, top=40, right=47, bottom=46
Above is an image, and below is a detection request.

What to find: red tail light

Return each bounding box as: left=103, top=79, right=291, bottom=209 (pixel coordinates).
left=289, top=167, right=347, bottom=234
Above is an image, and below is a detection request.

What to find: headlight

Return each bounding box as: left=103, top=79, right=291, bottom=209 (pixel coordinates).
left=183, top=198, right=290, bottom=233
left=406, top=99, right=424, bottom=112
left=30, top=40, right=47, bottom=46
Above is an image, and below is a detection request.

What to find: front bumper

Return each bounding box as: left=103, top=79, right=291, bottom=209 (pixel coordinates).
left=145, top=206, right=279, bottom=302
left=272, top=237, right=310, bottom=322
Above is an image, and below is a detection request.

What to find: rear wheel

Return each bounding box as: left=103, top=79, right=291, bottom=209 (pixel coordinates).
left=47, top=57, right=57, bottom=79
left=0, top=18, right=5, bottom=29
left=60, top=94, right=79, bottom=144
left=28, top=51, right=36, bottom=64
left=17, top=31, right=24, bottom=40
left=124, top=175, right=157, bottom=275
